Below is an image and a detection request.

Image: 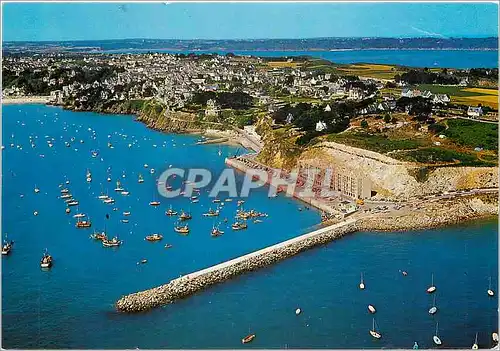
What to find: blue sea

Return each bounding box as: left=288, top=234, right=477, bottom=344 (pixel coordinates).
left=102, top=49, right=499, bottom=69
left=2, top=104, right=498, bottom=349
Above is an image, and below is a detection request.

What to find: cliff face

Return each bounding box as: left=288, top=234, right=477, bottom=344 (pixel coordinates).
left=298, top=141, right=498, bottom=200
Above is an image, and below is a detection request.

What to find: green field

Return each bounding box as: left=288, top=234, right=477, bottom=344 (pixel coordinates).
left=393, top=147, right=487, bottom=166
left=444, top=119, right=498, bottom=151
left=326, top=132, right=424, bottom=153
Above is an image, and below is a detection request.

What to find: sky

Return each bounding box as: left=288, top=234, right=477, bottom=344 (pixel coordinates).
left=2, top=2, right=498, bottom=42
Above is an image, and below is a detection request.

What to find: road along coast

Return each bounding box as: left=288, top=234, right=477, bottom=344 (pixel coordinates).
left=116, top=219, right=358, bottom=312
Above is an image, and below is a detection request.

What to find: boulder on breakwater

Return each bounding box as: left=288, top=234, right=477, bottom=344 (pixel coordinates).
left=116, top=220, right=358, bottom=313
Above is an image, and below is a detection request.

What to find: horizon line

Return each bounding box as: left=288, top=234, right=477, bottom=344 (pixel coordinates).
left=3, top=35, right=499, bottom=43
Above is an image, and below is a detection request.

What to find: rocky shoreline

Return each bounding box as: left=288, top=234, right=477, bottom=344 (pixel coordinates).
left=116, top=219, right=359, bottom=313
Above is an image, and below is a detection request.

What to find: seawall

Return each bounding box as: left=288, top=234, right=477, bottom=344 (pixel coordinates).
left=116, top=218, right=358, bottom=312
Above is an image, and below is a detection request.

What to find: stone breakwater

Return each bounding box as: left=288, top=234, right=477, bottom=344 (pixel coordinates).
left=116, top=219, right=358, bottom=313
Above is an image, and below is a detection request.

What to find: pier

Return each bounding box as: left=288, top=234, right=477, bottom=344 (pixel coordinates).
left=116, top=218, right=358, bottom=312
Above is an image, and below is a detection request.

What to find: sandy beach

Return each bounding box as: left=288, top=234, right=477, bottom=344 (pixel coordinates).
left=2, top=96, right=50, bottom=105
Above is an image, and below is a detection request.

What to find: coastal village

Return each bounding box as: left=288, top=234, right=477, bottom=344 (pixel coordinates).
left=2, top=51, right=499, bottom=348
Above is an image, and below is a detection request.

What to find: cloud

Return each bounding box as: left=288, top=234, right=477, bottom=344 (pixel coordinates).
left=410, top=26, right=448, bottom=39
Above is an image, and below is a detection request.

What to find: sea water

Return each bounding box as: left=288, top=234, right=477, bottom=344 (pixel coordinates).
left=2, top=104, right=498, bottom=349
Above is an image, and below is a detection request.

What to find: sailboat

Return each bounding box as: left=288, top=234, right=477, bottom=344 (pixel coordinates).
left=149, top=187, right=160, bottom=206
left=40, top=249, right=53, bottom=268
left=1, top=235, right=14, bottom=255
left=211, top=223, right=224, bottom=237
left=427, top=273, right=436, bottom=293
left=174, top=223, right=190, bottom=234
left=488, top=277, right=495, bottom=296
left=138, top=173, right=144, bottom=183
left=359, top=272, right=365, bottom=290
left=472, top=332, right=478, bottom=349
left=114, top=180, right=124, bottom=192
left=369, top=318, right=381, bottom=339
left=433, top=322, right=442, bottom=345
left=179, top=210, right=192, bottom=221
left=218, top=146, right=222, bottom=156
left=165, top=206, right=178, bottom=216
left=429, top=294, right=438, bottom=315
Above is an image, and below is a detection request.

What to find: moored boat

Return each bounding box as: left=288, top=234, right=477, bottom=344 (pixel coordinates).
left=102, top=236, right=122, bottom=247
left=433, top=322, right=442, bottom=345
left=165, top=206, right=178, bottom=216
left=429, top=295, right=438, bottom=315
left=138, top=174, right=144, bottom=183
left=241, top=334, right=256, bottom=344
left=179, top=210, right=192, bottom=221
left=90, top=231, right=107, bottom=241
left=211, top=225, right=224, bottom=237
left=368, top=304, right=376, bottom=314
left=359, top=272, right=365, bottom=290
left=2, top=238, right=14, bottom=255
left=203, top=208, right=220, bottom=217
left=427, top=273, right=436, bottom=293
left=40, top=250, right=53, bottom=268
left=145, top=233, right=163, bottom=241
left=174, top=224, right=190, bottom=234
left=369, top=318, right=381, bottom=339
left=488, top=277, right=495, bottom=296
left=231, top=220, right=248, bottom=231
left=76, top=217, right=92, bottom=228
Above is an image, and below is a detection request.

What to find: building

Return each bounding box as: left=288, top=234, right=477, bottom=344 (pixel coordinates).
left=467, top=106, right=483, bottom=118
left=316, top=121, right=327, bottom=132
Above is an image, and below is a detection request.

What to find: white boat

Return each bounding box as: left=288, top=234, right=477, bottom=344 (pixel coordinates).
left=488, top=277, right=495, bottom=296
left=433, top=322, right=442, bottom=345
left=73, top=213, right=86, bottom=219
left=359, top=272, right=365, bottom=290
left=427, top=273, right=436, bottom=293
left=369, top=318, right=381, bottom=339
left=34, top=186, right=40, bottom=193
left=492, top=332, right=499, bottom=343
left=295, top=308, right=301, bottom=315
left=429, top=295, right=438, bottom=315
left=123, top=211, right=131, bottom=216
left=368, top=304, right=376, bottom=314
left=114, top=180, right=124, bottom=192
left=67, top=201, right=79, bottom=206
left=138, top=174, right=144, bottom=183
left=103, top=198, right=115, bottom=204
left=472, top=332, right=478, bottom=349
left=2, top=237, right=13, bottom=255
left=60, top=194, right=72, bottom=199
left=121, top=191, right=130, bottom=196
left=98, top=194, right=109, bottom=200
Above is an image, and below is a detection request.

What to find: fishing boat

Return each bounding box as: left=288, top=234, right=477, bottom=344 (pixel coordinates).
left=241, top=334, right=256, bottom=344
left=145, top=233, right=163, bottom=241
left=76, top=218, right=92, bottom=228
left=67, top=200, right=79, bottom=206
left=429, top=295, right=438, bottom=315
left=179, top=211, right=192, bottom=221
left=211, top=225, right=224, bottom=237
left=359, top=272, right=365, bottom=290
left=174, top=224, right=190, bottom=234
left=60, top=193, right=72, bottom=199
left=149, top=200, right=161, bottom=206
left=40, top=250, right=53, bottom=268
left=102, top=236, right=122, bottom=248
left=472, top=332, right=478, bottom=350
left=2, top=238, right=14, bottom=255
left=427, top=274, right=437, bottom=293
left=203, top=208, right=220, bottom=217
left=433, top=322, right=442, bottom=345
left=488, top=277, right=495, bottom=296
left=231, top=220, right=248, bottom=231
left=368, top=304, right=376, bottom=314
left=60, top=188, right=69, bottom=194
left=165, top=206, right=178, bottom=216
left=114, top=180, right=124, bottom=192
left=369, top=318, right=381, bottom=339
left=104, top=198, right=115, bottom=204
left=138, top=174, right=144, bottom=183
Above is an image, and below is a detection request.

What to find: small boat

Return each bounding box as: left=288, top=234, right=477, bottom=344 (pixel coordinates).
left=191, top=198, right=199, bottom=203
left=241, top=334, right=256, bottom=344
left=427, top=273, right=436, bottom=293
left=369, top=318, right=381, bottom=339
left=164, top=244, right=173, bottom=249
left=203, top=208, right=220, bottom=217
left=34, top=186, right=40, bottom=193
left=76, top=218, right=92, bottom=228
left=60, top=188, right=69, bottom=194
left=472, top=332, right=478, bottom=350
left=121, top=191, right=130, bottom=196
left=212, top=198, right=221, bottom=203
left=149, top=201, right=161, bottom=206
left=60, top=194, right=72, bottom=199
left=179, top=211, right=192, bottom=221
left=368, top=304, right=376, bottom=314
left=107, top=177, right=111, bottom=182
left=295, top=308, right=301, bottom=315
left=402, top=271, right=408, bottom=276
left=231, top=220, right=248, bottom=230
left=492, top=332, right=499, bottom=343
left=145, top=233, right=163, bottom=242
left=174, top=224, right=190, bottom=234
left=237, top=200, right=245, bottom=206
left=65, top=207, right=70, bottom=214
left=73, top=212, right=86, bottom=218
left=123, top=211, right=131, bottom=216
left=144, top=164, right=148, bottom=168
left=138, top=174, right=144, bottom=183
left=165, top=207, right=178, bottom=216
left=2, top=238, right=14, bottom=255
left=488, top=277, right=495, bottom=296
left=413, top=342, right=419, bottom=350
left=211, top=225, right=224, bottom=237
left=359, top=272, right=365, bottom=290
left=40, top=250, right=53, bottom=268
left=139, top=259, right=147, bottom=264
left=429, top=295, right=438, bottom=315
left=67, top=201, right=79, bottom=206
left=114, top=181, right=124, bottom=192
left=90, top=231, right=107, bottom=241
left=433, top=322, right=442, bottom=345
left=102, top=237, right=122, bottom=247
left=253, top=219, right=263, bottom=224
left=121, top=219, right=129, bottom=224
left=104, top=198, right=115, bottom=204
left=225, top=198, right=233, bottom=202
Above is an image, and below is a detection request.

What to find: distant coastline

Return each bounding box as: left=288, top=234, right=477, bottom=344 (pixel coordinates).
left=1, top=96, right=50, bottom=105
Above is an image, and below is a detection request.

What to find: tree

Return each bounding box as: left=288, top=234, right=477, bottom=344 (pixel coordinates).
left=361, top=119, right=369, bottom=129
left=383, top=113, right=391, bottom=123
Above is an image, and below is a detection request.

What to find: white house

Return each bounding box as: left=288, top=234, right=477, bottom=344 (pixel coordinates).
left=467, top=106, right=483, bottom=118
left=316, top=121, right=327, bottom=132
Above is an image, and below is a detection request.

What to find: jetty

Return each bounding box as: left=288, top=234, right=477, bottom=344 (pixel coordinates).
left=116, top=218, right=358, bottom=312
